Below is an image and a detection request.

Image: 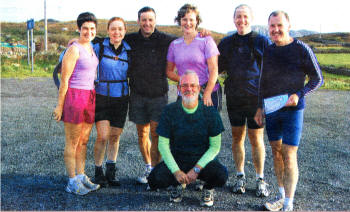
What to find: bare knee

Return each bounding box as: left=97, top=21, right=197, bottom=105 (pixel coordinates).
left=109, top=134, right=121, bottom=145
left=282, top=153, right=298, bottom=170
left=248, top=129, right=263, bottom=146
left=96, top=131, right=109, bottom=145
left=231, top=126, right=246, bottom=144
left=80, top=136, right=90, bottom=146
left=270, top=141, right=283, bottom=158
left=282, top=145, right=298, bottom=169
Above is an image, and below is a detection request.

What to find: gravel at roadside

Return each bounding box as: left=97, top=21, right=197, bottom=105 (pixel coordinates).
left=1, top=78, right=349, bottom=210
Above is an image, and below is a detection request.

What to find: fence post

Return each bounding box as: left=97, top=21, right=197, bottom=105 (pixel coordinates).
left=27, top=30, right=30, bottom=65
left=31, top=28, right=34, bottom=73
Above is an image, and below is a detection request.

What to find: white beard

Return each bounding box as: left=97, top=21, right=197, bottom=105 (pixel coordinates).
left=182, top=94, right=198, bottom=105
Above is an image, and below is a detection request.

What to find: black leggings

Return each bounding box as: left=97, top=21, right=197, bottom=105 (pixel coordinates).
left=148, top=160, right=228, bottom=190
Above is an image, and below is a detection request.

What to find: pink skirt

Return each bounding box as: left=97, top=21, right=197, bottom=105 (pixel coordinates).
left=62, top=87, right=95, bottom=124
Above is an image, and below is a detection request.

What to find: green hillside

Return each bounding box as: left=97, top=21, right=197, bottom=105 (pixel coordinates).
left=1, top=20, right=350, bottom=90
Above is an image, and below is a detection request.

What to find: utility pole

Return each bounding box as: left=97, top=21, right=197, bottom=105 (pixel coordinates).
left=44, top=0, right=48, bottom=51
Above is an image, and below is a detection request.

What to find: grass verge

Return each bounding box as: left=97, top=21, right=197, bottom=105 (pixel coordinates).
left=316, top=53, right=350, bottom=69
left=1, top=55, right=349, bottom=91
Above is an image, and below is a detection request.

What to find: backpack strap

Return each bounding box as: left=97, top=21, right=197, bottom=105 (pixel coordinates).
left=53, top=49, right=67, bottom=89
left=98, top=41, right=105, bottom=62
left=95, top=41, right=104, bottom=83
left=53, top=62, right=62, bottom=89
left=99, top=41, right=129, bottom=63
left=100, top=54, right=128, bottom=63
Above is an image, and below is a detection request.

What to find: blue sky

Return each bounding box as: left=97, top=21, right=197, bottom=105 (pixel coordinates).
left=1, top=0, right=349, bottom=34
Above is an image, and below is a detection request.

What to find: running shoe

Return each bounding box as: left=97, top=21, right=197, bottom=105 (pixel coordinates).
left=65, top=179, right=90, bottom=195
left=264, top=194, right=284, bottom=211
left=81, top=174, right=100, bottom=191
left=256, top=177, right=270, bottom=197
left=200, top=188, right=214, bottom=207
left=137, top=167, right=151, bottom=184
left=232, top=174, right=246, bottom=194
left=282, top=204, right=293, bottom=211
left=169, top=185, right=183, bottom=203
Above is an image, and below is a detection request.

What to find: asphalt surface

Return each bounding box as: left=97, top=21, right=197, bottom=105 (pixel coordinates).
left=1, top=78, right=350, bottom=211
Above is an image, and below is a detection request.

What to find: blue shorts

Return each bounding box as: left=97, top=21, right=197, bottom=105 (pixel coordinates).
left=265, top=109, right=304, bottom=146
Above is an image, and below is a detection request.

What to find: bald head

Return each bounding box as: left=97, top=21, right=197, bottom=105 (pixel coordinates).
left=234, top=4, right=253, bottom=18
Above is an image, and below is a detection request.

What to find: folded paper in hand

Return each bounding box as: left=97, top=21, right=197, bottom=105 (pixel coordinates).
left=264, top=94, right=288, bottom=114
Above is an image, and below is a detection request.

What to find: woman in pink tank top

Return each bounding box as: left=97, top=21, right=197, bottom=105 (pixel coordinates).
left=53, top=12, right=100, bottom=195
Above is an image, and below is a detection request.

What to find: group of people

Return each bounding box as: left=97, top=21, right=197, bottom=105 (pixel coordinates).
left=52, top=3, right=323, bottom=211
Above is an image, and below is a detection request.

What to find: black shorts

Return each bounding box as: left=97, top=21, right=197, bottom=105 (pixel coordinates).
left=226, top=95, right=261, bottom=129
left=95, top=94, right=128, bottom=128
left=129, top=92, right=168, bottom=125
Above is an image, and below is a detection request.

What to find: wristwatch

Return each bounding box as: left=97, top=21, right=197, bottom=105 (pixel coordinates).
left=193, top=166, right=201, bottom=174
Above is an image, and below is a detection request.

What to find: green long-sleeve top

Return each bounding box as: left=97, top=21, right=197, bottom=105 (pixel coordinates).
left=158, top=103, right=222, bottom=173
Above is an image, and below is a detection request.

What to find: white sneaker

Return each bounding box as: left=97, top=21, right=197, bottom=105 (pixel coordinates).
left=256, top=178, right=270, bottom=197
left=65, top=179, right=90, bottom=195
left=137, top=167, right=151, bottom=184
left=80, top=174, right=100, bottom=191
left=232, top=175, right=246, bottom=194
left=264, top=194, right=284, bottom=211
left=283, top=204, right=293, bottom=211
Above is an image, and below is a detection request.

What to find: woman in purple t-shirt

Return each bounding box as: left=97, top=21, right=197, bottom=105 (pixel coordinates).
left=53, top=12, right=100, bottom=195
left=166, top=4, right=221, bottom=110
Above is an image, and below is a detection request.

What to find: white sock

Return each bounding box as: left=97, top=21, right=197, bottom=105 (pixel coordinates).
left=256, top=173, right=264, bottom=180
left=279, top=187, right=285, bottom=199
left=236, top=171, right=245, bottom=177
left=76, top=174, right=85, bottom=181
left=146, top=164, right=152, bottom=170
left=284, top=197, right=293, bottom=207
left=106, top=160, right=116, bottom=164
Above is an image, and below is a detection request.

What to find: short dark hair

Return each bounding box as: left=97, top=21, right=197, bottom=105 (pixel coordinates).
left=174, top=4, right=202, bottom=29
left=138, top=6, right=156, bottom=20
left=77, top=12, right=97, bottom=29
left=268, top=10, right=290, bottom=23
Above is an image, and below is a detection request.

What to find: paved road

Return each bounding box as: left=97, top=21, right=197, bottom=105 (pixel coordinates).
left=1, top=78, right=350, bottom=210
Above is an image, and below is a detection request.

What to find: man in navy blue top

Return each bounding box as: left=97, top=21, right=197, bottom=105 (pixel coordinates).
left=218, top=4, right=271, bottom=197
left=254, top=11, right=323, bottom=211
